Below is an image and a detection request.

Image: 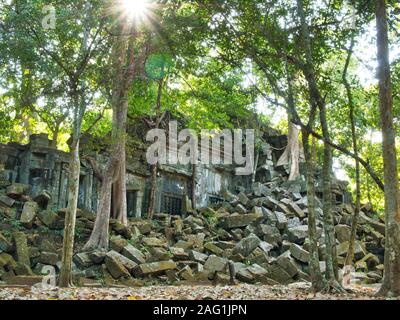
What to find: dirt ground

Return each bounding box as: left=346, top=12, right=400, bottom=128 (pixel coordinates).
left=0, top=282, right=397, bottom=300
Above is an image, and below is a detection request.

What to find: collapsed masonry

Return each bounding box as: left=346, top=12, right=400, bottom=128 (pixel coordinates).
left=0, top=129, right=385, bottom=287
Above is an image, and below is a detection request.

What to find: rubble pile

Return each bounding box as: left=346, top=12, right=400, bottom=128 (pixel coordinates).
left=0, top=162, right=386, bottom=287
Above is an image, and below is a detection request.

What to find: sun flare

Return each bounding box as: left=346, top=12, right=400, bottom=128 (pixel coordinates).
left=121, top=0, right=149, bottom=19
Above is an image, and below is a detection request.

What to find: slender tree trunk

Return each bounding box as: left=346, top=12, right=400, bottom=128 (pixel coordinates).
left=283, top=33, right=324, bottom=290
left=319, top=100, right=339, bottom=283
left=303, top=131, right=324, bottom=291
left=192, top=164, right=197, bottom=209
left=252, top=148, right=260, bottom=184
left=59, top=138, right=80, bottom=287
left=376, top=0, right=400, bottom=297
left=343, top=37, right=361, bottom=272
left=59, top=89, right=84, bottom=287
left=112, top=137, right=128, bottom=226
left=147, top=164, right=158, bottom=219
left=50, top=127, right=59, bottom=149
left=296, top=0, right=342, bottom=291
left=148, top=79, right=164, bottom=220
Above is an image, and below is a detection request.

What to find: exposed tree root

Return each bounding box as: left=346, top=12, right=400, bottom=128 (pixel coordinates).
left=321, top=280, right=348, bottom=294
left=375, top=285, right=400, bottom=298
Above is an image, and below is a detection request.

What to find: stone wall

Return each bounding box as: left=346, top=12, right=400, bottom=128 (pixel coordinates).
left=0, top=131, right=352, bottom=218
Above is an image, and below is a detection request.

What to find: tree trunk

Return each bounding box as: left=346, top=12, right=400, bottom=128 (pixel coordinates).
left=319, top=100, right=339, bottom=283
left=84, top=21, right=136, bottom=250
left=84, top=103, right=128, bottom=250
left=112, top=141, right=128, bottom=226
left=252, top=147, right=260, bottom=184
left=58, top=138, right=80, bottom=287
left=147, top=164, right=158, bottom=220
left=192, top=164, right=197, bottom=209
left=343, top=37, right=361, bottom=273
left=302, top=131, right=325, bottom=291
left=147, top=79, right=164, bottom=220
left=296, top=0, right=342, bottom=291
left=283, top=29, right=324, bottom=291
left=277, top=122, right=300, bottom=181
left=376, top=0, right=400, bottom=297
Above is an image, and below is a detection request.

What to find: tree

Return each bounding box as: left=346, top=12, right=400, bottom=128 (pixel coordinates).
left=84, top=2, right=147, bottom=250
left=375, top=0, right=400, bottom=297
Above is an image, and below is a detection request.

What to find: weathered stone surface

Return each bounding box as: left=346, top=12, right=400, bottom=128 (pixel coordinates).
left=39, top=252, right=59, bottom=266
left=335, top=224, right=351, bottom=243
left=105, top=251, right=132, bottom=279
left=142, top=237, right=167, bottom=248
left=264, top=196, right=280, bottom=210
left=147, top=247, right=170, bottom=262
left=281, top=199, right=305, bottom=218
left=0, top=195, right=15, bottom=207
left=359, top=253, right=380, bottom=270
left=169, top=247, right=189, bottom=261
left=337, top=241, right=366, bottom=260
left=109, top=236, right=128, bottom=253
left=88, top=250, right=107, bottom=264
left=235, top=204, right=247, bottom=215
left=5, top=275, right=44, bottom=286
left=204, top=242, right=224, bottom=256
left=20, top=201, right=38, bottom=228
left=213, top=272, right=231, bottom=284
left=259, top=224, right=281, bottom=248
left=215, top=241, right=235, bottom=250
left=189, top=250, right=208, bottom=264
left=290, top=244, right=310, bottom=263
left=0, top=252, right=17, bottom=271
left=133, top=260, right=177, bottom=277
left=259, top=241, right=273, bottom=255
left=276, top=251, right=299, bottom=277
left=287, top=225, right=309, bottom=244
left=121, top=244, right=145, bottom=265
left=237, top=192, right=249, bottom=206
left=130, top=220, right=152, bottom=235
left=74, top=252, right=94, bottom=268
left=37, top=210, right=59, bottom=228
left=265, top=263, right=293, bottom=284
left=236, top=267, right=255, bottom=283
left=15, top=262, right=34, bottom=276
left=111, top=220, right=132, bottom=239
left=220, top=214, right=258, bottom=229
left=252, top=182, right=269, bottom=197
left=178, top=265, right=194, bottom=281
left=274, top=211, right=288, bottom=230
left=246, top=264, right=277, bottom=285
left=359, top=212, right=385, bottom=234
left=33, top=191, right=51, bottom=208
left=13, top=231, right=30, bottom=267
left=276, top=203, right=293, bottom=217
left=204, top=255, right=228, bottom=274
left=108, top=251, right=137, bottom=273
left=232, top=234, right=261, bottom=257
left=0, top=232, right=12, bottom=253
left=6, top=183, right=30, bottom=199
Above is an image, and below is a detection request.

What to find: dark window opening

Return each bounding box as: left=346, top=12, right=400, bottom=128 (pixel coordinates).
left=141, top=188, right=150, bottom=216
left=209, top=195, right=223, bottom=205
left=127, top=191, right=138, bottom=218
left=78, top=175, right=86, bottom=209
left=162, top=194, right=182, bottom=215
left=335, top=194, right=343, bottom=203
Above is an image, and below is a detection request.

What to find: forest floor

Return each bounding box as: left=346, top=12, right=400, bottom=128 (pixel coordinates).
left=0, top=283, right=397, bottom=300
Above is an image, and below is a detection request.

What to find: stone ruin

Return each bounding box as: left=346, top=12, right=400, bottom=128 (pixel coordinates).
left=0, top=129, right=386, bottom=287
